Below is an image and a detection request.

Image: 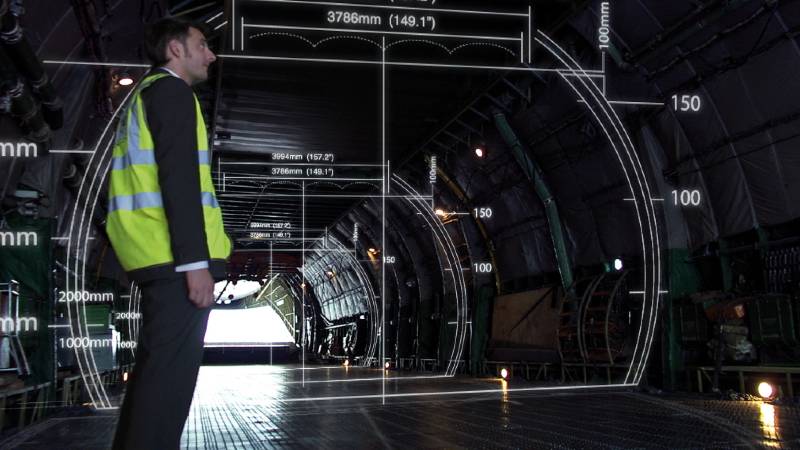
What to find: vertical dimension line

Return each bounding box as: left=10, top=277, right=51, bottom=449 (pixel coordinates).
left=301, top=180, right=305, bottom=386
left=431, top=180, right=434, bottom=210
left=217, top=157, right=222, bottom=191
left=381, top=35, right=387, bottom=405
left=602, top=52, right=607, bottom=95
left=528, top=4, right=532, bottom=63
left=231, top=0, right=235, bottom=51
left=269, top=242, right=274, bottom=366
left=519, top=32, right=524, bottom=64
left=241, top=17, right=245, bottom=51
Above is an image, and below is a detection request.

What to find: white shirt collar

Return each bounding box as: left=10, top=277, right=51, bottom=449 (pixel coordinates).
left=160, top=67, right=180, bottom=79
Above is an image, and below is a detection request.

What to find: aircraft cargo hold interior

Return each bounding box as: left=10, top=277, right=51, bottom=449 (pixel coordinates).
left=0, top=0, right=799, bottom=448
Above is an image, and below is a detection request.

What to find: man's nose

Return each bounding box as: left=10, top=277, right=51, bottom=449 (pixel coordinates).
left=207, top=49, right=216, bottom=64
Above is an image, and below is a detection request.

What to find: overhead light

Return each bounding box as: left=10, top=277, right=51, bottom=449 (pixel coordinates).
left=300, top=282, right=306, bottom=289
left=384, top=361, right=390, bottom=369
left=500, top=368, right=509, bottom=379
left=474, top=147, right=486, bottom=158
left=359, top=314, right=366, bottom=320
left=343, top=359, right=350, bottom=367
left=368, top=248, right=378, bottom=255
left=117, top=73, right=134, bottom=86
left=758, top=381, right=774, bottom=399
left=123, top=372, right=129, bottom=382
left=434, top=208, right=447, bottom=217
left=614, top=258, right=623, bottom=271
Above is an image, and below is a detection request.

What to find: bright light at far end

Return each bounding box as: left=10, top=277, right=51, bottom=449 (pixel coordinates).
left=614, top=258, right=623, bottom=271
left=500, top=368, right=508, bottom=379
left=204, top=306, right=294, bottom=345
left=118, top=76, right=134, bottom=86
left=758, top=381, right=774, bottom=399
left=123, top=371, right=128, bottom=382
left=434, top=208, right=446, bottom=217
left=474, top=147, right=485, bottom=158
left=384, top=361, right=390, bottom=369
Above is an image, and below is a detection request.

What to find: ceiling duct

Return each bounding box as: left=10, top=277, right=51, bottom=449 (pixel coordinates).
left=0, top=0, right=64, bottom=143
left=0, top=44, right=49, bottom=142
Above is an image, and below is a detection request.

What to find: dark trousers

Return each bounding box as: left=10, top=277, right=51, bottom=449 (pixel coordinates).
left=112, top=277, right=211, bottom=450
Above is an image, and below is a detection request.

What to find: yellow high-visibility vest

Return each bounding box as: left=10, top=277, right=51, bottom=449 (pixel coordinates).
left=106, top=72, right=231, bottom=272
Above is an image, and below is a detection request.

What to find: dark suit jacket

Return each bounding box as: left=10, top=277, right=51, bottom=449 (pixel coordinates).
left=125, top=68, right=226, bottom=283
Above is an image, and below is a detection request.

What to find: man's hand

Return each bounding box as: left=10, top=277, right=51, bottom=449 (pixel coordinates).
left=185, top=268, right=215, bottom=308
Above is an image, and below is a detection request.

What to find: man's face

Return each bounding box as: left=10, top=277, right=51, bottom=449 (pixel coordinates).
left=172, top=27, right=216, bottom=84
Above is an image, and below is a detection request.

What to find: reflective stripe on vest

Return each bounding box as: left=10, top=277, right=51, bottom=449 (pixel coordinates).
left=105, top=71, right=231, bottom=272
left=108, top=191, right=219, bottom=213
left=112, top=148, right=210, bottom=170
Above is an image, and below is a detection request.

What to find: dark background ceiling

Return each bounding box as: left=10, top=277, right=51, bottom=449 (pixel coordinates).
left=4, top=0, right=799, bottom=286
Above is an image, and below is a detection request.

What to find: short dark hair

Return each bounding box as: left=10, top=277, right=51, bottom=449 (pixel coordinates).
left=144, top=17, right=206, bottom=67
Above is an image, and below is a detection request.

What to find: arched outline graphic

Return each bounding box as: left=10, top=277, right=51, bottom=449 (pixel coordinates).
left=64, top=29, right=662, bottom=408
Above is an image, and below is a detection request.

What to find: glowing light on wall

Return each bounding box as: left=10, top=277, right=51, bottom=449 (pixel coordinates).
left=758, top=381, right=775, bottom=399
left=117, top=73, right=134, bottom=86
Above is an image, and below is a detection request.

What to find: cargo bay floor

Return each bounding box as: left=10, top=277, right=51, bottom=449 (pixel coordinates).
left=1, top=364, right=798, bottom=449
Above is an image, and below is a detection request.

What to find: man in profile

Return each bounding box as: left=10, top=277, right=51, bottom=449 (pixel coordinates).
left=106, top=17, right=231, bottom=449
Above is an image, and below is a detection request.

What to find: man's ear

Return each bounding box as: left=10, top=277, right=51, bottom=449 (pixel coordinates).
left=166, top=38, right=183, bottom=60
